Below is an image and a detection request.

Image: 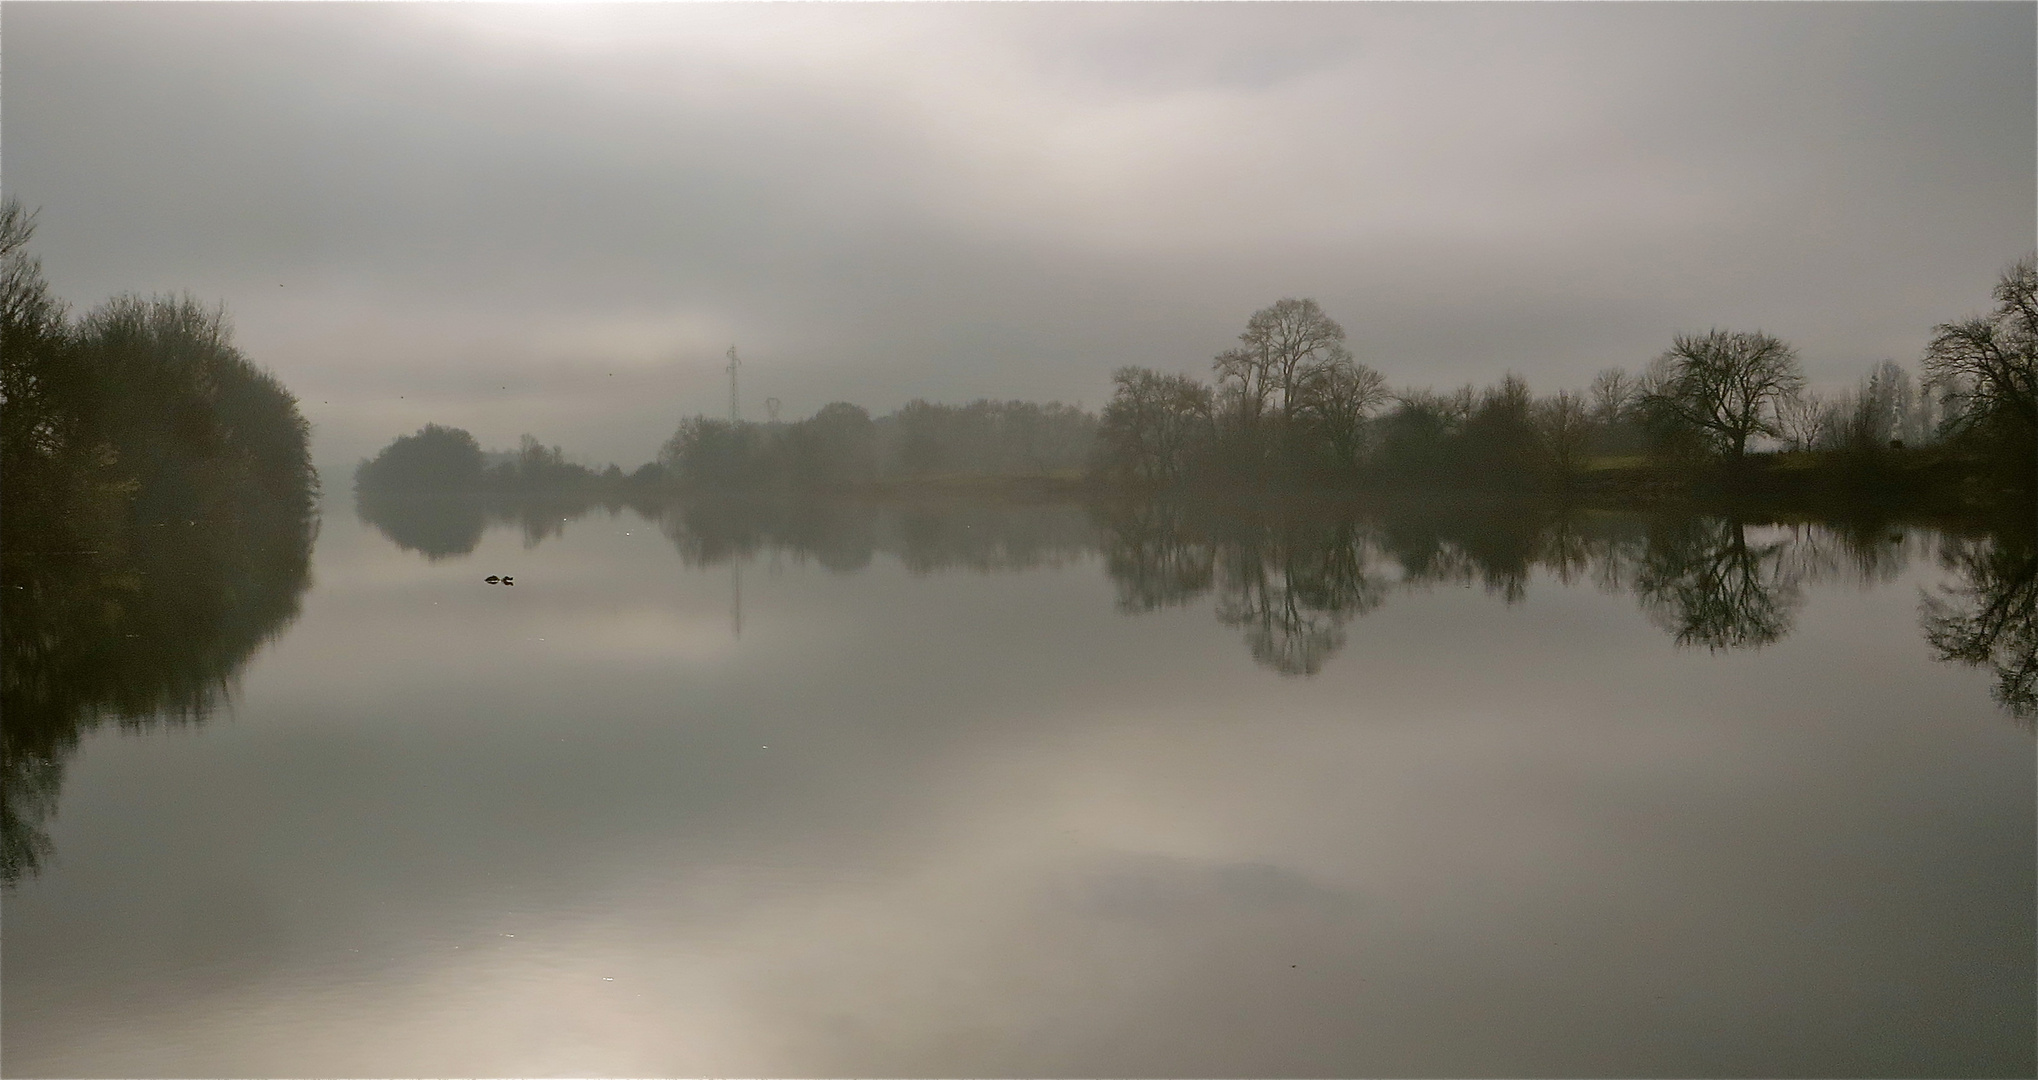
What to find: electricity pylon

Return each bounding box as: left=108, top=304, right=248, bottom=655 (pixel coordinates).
left=725, top=345, right=741, bottom=423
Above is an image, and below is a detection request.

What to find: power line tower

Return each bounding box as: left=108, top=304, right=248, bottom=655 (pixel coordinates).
left=725, top=345, right=741, bottom=423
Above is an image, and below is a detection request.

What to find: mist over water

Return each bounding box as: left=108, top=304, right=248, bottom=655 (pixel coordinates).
left=3, top=495, right=2030, bottom=1077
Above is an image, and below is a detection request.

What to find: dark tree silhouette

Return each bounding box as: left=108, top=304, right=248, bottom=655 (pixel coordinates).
left=1373, top=388, right=1471, bottom=487
left=1291, top=357, right=1389, bottom=476
left=0, top=211, right=317, bottom=880
left=1, top=200, right=125, bottom=566
left=788, top=402, right=877, bottom=488
left=1458, top=374, right=1540, bottom=491
left=1095, top=367, right=1214, bottom=488
left=356, top=424, right=485, bottom=494
left=1924, top=255, right=2037, bottom=491
left=1214, top=298, right=1352, bottom=429
left=1640, top=330, right=1805, bottom=462
left=1535, top=389, right=1593, bottom=482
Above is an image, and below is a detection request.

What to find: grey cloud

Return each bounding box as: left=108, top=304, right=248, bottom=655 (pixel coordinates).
left=3, top=2, right=2029, bottom=470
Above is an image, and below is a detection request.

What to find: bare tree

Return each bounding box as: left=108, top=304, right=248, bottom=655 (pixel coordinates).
left=1641, top=329, right=1805, bottom=460
left=1293, top=357, right=1388, bottom=469
left=1924, top=256, right=2037, bottom=449
left=1097, top=366, right=1213, bottom=486
left=1865, top=360, right=1917, bottom=446
left=1, top=199, right=74, bottom=462
left=1588, top=368, right=1637, bottom=427
left=1534, top=390, right=1593, bottom=480
left=1773, top=389, right=1828, bottom=452
left=1212, top=298, right=1351, bottom=429
left=1460, top=373, right=1538, bottom=486
left=1210, top=345, right=1272, bottom=433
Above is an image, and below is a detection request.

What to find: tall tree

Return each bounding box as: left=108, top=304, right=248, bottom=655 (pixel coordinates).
left=1773, top=390, right=1830, bottom=452
left=1641, top=329, right=1805, bottom=461
left=1588, top=368, right=1637, bottom=428
left=0, top=199, right=126, bottom=561
left=1096, top=366, right=1213, bottom=486
left=1213, top=298, right=1352, bottom=431
left=1535, top=390, right=1593, bottom=482
left=1924, top=256, right=2037, bottom=488
left=1459, top=373, right=1539, bottom=489
left=1292, top=357, right=1388, bottom=473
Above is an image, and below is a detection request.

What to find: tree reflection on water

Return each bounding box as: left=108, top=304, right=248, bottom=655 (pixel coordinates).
left=1630, top=517, right=1803, bottom=651
left=1923, top=527, right=2037, bottom=725
left=1, top=511, right=314, bottom=883
left=12, top=494, right=2029, bottom=881
left=356, top=490, right=650, bottom=559
left=1091, top=499, right=2037, bottom=707
left=363, top=491, right=2038, bottom=712
left=1205, top=515, right=1387, bottom=676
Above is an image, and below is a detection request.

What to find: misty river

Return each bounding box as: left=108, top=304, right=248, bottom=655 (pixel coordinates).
left=4, top=496, right=2032, bottom=1076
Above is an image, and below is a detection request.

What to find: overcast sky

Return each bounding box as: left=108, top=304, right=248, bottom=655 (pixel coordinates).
left=4, top=2, right=2032, bottom=470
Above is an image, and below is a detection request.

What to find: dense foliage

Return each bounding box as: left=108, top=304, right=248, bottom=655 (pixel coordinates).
left=354, top=426, right=615, bottom=495
left=354, top=423, right=485, bottom=493
left=655, top=399, right=1096, bottom=491
left=1, top=199, right=318, bottom=881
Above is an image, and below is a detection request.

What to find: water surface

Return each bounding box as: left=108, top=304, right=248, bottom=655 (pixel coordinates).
left=4, top=497, right=2032, bottom=1077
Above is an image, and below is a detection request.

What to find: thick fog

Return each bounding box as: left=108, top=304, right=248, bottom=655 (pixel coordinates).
left=3, top=2, right=2030, bottom=473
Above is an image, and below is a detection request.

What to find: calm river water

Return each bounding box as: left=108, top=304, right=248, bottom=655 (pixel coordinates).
left=4, top=496, right=2032, bottom=1077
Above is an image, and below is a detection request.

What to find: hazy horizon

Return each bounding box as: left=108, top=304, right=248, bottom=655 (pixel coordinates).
left=4, top=1, right=2032, bottom=474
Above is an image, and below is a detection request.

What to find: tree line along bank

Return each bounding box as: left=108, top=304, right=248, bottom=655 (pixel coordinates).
left=1090, top=275, right=2032, bottom=504
left=360, top=257, right=2034, bottom=511
left=353, top=398, right=1102, bottom=498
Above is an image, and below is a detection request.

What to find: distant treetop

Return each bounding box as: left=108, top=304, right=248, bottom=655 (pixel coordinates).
left=354, top=424, right=484, bottom=494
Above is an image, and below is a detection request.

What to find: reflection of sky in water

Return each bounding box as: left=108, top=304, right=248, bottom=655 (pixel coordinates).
left=4, top=506, right=2031, bottom=1076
